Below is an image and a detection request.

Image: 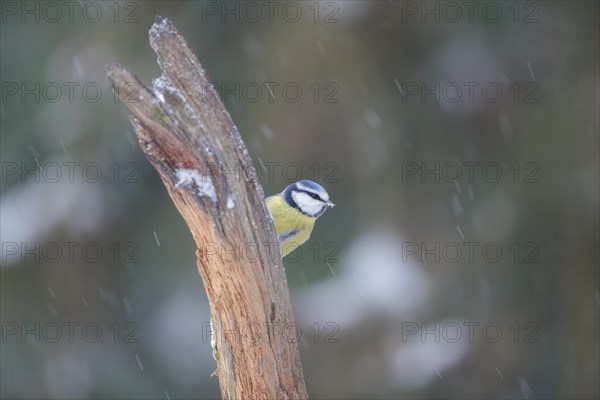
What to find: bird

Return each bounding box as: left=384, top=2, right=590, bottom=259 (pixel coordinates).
left=266, top=180, right=335, bottom=257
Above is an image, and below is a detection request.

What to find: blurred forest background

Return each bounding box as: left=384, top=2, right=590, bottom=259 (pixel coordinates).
left=1, top=1, right=598, bottom=399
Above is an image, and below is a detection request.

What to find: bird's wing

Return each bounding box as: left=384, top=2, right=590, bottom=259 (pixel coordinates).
left=277, top=229, right=299, bottom=246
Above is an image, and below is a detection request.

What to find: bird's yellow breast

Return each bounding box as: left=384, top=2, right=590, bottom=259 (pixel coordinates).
left=266, top=194, right=316, bottom=257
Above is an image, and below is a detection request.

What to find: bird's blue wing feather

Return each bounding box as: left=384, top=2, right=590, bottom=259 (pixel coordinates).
left=277, top=229, right=299, bottom=245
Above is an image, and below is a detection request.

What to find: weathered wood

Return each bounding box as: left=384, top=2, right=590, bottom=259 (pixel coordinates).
left=106, top=16, right=307, bottom=400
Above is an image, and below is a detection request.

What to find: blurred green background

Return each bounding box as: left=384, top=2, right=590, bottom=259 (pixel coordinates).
left=1, top=1, right=598, bottom=399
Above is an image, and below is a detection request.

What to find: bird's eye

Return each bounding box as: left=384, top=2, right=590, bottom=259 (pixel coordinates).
left=310, top=193, right=319, bottom=200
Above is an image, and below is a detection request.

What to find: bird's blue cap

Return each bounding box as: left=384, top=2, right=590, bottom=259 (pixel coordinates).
left=296, top=180, right=325, bottom=192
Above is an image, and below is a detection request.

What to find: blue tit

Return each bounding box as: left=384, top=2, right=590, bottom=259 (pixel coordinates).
left=266, top=180, right=335, bottom=257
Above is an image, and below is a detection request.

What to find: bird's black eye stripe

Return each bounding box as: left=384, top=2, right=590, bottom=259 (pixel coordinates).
left=297, top=189, right=322, bottom=201
left=305, top=191, right=321, bottom=201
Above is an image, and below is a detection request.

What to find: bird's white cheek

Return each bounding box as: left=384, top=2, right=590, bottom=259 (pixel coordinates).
left=292, top=192, right=323, bottom=216
left=304, top=202, right=323, bottom=216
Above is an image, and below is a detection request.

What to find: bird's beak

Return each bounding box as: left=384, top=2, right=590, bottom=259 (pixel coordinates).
left=327, top=201, right=335, bottom=208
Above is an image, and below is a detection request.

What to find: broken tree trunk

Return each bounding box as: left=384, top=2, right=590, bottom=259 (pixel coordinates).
left=106, top=16, right=307, bottom=400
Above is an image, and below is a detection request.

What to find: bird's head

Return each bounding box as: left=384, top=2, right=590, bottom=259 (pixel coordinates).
left=283, top=180, right=334, bottom=218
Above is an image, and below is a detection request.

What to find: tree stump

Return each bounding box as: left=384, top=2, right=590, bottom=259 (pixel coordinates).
left=106, top=16, right=307, bottom=400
